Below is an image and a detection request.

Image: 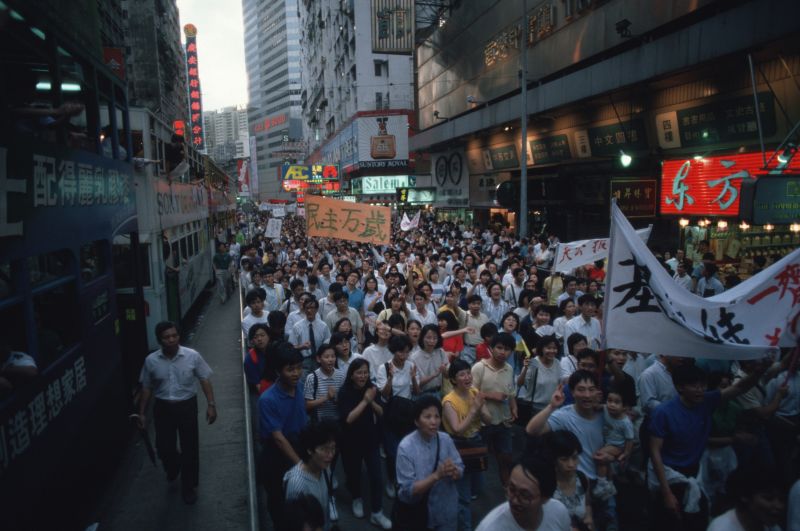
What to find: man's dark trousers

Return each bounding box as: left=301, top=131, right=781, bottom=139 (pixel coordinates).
left=154, top=396, right=199, bottom=490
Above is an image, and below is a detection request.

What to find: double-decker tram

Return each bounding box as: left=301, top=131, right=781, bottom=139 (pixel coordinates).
left=123, top=108, right=213, bottom=350
left=0, top=3, right=147, bottom=528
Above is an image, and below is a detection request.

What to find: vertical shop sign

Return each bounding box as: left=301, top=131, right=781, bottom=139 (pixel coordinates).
left=183, top=24, right=205, bottom=151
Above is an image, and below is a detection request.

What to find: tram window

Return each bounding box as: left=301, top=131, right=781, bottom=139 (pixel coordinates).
left=80, top=240, right=107, bottom=282
left=192, top=233, right=199, bottom=256
left=28, top=249, right=72, bottom=287
left=0, top=261, right=11, bottom=299
left=0, top=304, right=34, bottom=397
left=112, top=242, right=151, bottom=288
left=180, top=237, right=188, bottom=261
left=186, top=233, right=195, bottom=257
left=33, top=281, right=78, bottom=369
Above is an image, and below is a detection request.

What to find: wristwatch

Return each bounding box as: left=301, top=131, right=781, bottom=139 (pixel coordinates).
left=208, top=402, right=216, bottom=407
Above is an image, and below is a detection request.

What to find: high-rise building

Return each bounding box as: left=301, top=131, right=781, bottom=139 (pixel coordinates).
left=120, top=0, right=189, bottom=125
left=242, top=0, right=303, bottom=199
left=298, top=0, right=415, bottom=203
left=203, top=105, right=250, bottom=171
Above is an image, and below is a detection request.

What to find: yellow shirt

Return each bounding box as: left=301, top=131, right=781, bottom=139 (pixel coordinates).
left=442, top=388, right=481, bottom=439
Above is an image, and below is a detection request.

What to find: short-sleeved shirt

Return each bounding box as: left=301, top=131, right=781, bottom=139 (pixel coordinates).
left=442, top=388, right=482, bottom=439
left=376, top=360, right=416, bottom=399
left=603, top=407, right=635, bottom=448
left=547, top=405, right=604, bottom=479
left=283, top=463, right=331, bottom=531
left=139, top=346, right=213, bottom=401
left=305, top=368, right=345, bottom=421
left=361, top=344, right=392, bottom=381
left=476, top=499, right=571, bottom=531
left=344, top=286, right=365, bottom=311
left=258, top=380, right=307, bottom=439
left=411, top=348, right=448, bottom=391
left=471, top=359, right=514, bottom=425
left=649, top=390, right=721, bottom=468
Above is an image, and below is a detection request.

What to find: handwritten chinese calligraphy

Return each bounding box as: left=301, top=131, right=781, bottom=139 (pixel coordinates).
left=612, top=257, right=663, bottom=314
left=306, top=196, right=391, bottom=244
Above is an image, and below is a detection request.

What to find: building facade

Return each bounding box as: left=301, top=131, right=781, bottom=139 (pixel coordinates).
left=120, top=0, right=189, bottom=126
left=203, top=105, right=250, bottom=164
left=297, top=0, right=416, bottom=204
left=242, top=0, right=303, bottom=199
left=410, top=0, right=800, bottom=263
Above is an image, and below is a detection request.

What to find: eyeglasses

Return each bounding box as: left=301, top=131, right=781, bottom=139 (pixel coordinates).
left=505, top=483, right=536, bottom=505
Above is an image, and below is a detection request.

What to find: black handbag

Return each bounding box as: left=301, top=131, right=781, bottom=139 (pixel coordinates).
left=453, top=435, right=489, bottom=472
left=383, top=362, right=416, bottom=436
left=391, top=434, right=439, bottom=531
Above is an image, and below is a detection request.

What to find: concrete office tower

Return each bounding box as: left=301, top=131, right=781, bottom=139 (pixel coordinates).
left=203, top=105, right=251, bottom=169
left=242, top=0, right=303, bottom=199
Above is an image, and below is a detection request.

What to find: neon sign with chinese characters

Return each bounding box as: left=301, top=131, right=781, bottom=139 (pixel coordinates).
left=661, top=153, right=800, bottom=216
left=183, top=24, right=205, bottom=150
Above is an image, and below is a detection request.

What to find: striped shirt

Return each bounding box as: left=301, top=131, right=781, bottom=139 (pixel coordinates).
left=283, top=463, right=331, bottom=530
left=304, top=368, right=346, bottom=421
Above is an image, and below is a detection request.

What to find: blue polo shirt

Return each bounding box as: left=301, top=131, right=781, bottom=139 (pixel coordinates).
left=258, top=379, right=307, bottom=439
left=344, top=286, right=365, bottom=311
left=649, top=389, right=721, bottom=468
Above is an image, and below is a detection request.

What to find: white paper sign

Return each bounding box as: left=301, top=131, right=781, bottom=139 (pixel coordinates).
left=553, top=226, right=651, bottom=273
left=265, top=218, right=283, bottom=239
left=400, top=211, right=420, bottom=231
left=272, top=207, right=286, bottom=218
left=602, top=202, right=800, bottom=360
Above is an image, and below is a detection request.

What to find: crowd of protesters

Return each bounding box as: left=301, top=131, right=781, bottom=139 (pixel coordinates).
left=224, top=209, right=799, bottom=531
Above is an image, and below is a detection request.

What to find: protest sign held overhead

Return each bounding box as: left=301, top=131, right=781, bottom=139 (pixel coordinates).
left=603, top=201, right=800, bottom=360
left=553, top=226, right=651, bottom=273
left=265, top=218, right=282, bottom=239
left=400, top=211, right=420, bottom=231
left=305, top=195, right=391, bottom=245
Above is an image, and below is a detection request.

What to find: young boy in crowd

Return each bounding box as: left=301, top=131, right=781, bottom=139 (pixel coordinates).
left=259, top=345, right=307, bottom=529
left=593, top=382, right=636, bottom=500
left=475, top=322, right=498, bottom=362
left=304, top=343, right=345, bottom=424
left=471, top=332, right=518, bottom=486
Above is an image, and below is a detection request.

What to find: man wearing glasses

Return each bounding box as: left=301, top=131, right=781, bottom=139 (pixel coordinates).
left=476, top=453, right=570, bottom=530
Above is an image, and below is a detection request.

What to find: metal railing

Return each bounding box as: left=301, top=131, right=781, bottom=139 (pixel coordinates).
left=239, top=287, right=260, bottom=531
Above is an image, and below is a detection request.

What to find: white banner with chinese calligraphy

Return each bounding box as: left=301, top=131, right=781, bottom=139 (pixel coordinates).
left=554, top=227, right=651, bottom=273
left=265, top=218, right=282, bottom=239
left=603, top=202, right=800, bottom=360
left=306, top=196, right=391, bottom=245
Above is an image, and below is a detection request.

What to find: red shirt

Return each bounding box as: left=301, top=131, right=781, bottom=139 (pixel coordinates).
left=476, top=341, right=492, bottom=361
left=443, top=335, right=464, bottom=362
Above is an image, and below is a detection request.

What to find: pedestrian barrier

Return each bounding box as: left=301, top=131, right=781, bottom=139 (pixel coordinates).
left=239, top=287, right=260, bottom=531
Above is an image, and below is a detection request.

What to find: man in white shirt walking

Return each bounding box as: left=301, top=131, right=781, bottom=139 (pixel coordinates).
left=137, top=321, right=217, bottom=505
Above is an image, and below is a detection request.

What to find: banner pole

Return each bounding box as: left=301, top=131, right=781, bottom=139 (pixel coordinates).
left=600, top=199, right=618, bottom=351
left=782, top=342, right=800, bottom=386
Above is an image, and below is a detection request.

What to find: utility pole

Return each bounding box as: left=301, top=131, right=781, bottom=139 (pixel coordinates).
left=519, top=0, right=529, bottom=238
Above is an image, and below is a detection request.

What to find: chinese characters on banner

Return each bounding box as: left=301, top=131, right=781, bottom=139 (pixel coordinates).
left=183, top=24, right=205, bottom=150
left=236, top=159, right=250, bottom=196
left=0, top=356, right=88, bottom=471
left=661, top=153, right=800, bottom=216
left=554, top=226, right=651, bottom=273
left=265, top=218, right=282, bottom=239
left=603, top=202, right=800, bottom=360
left=305, top=196, right=391, bottom=245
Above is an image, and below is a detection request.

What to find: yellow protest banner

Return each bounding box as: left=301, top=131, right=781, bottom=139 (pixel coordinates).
left=305, top=195, right=391, bottom=245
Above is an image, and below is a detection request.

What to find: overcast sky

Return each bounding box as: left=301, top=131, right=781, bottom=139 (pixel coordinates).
left=176, top=0, right=248, bottom=111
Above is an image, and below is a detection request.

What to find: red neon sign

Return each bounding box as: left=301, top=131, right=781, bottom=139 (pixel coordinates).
left=661, top=153, right=800, bottom=216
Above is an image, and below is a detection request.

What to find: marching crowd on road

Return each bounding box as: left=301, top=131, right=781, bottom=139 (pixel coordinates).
left=167, top=208, right=800, bottom=531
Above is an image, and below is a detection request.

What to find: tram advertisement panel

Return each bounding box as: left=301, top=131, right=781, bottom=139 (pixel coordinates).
left=0, top=142, right=136, bottom=247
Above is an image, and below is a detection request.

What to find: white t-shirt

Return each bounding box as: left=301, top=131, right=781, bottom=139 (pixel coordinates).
left=707, top=508, right=782, bottom=531
left=476, top=499, right=570, bottom=531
